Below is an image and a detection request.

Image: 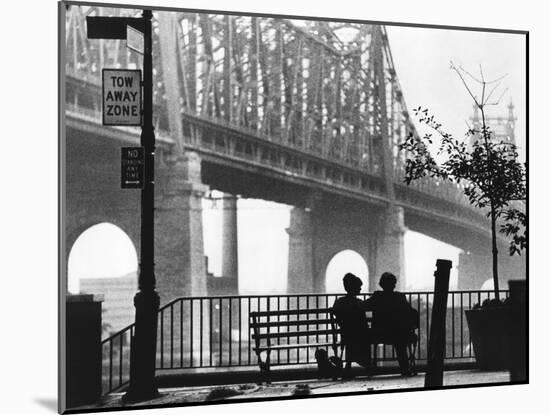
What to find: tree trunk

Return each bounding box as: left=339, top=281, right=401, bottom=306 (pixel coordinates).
left=481, top=108, right=500, bottom=301
left=490, top=202, right=500, bottom=300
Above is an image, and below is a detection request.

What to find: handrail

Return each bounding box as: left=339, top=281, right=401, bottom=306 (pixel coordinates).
left=102, top=288, right=505, bottom=343
left=101, top=294, right=184, bottom=344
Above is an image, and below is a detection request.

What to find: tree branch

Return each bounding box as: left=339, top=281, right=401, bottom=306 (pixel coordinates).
left=486, top=87, right=509, bottom=106
left=450, top=61, right=480, bottom=106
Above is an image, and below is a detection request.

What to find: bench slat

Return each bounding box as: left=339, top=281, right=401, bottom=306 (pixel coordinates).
left=254, top=342, right=340, bottom=351
left=252, top=329, right=339, bottom=340
left=250, top=308, right=334, bottom=317
left=250, top=319, right=335, bottom=328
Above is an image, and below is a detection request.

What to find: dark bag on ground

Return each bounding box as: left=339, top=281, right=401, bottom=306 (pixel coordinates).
left=314, top=349, right=342, bottom=379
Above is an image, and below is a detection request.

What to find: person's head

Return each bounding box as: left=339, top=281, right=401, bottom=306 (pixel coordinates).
left=343, top=273, right=363, bottom=295
left=379, top=272, right=397, bottom=291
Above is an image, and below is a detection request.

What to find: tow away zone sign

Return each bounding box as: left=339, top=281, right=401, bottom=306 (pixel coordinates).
left=103, top=68, right=142, bottom=126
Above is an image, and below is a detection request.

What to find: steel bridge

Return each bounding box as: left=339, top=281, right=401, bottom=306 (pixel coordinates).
left=62, top=5, right=523, bottom=298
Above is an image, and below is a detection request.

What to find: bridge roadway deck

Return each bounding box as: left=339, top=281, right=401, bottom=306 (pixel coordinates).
left=65, top=108, right=499, bottom=251
left=75, top=367, right=511, bottom=411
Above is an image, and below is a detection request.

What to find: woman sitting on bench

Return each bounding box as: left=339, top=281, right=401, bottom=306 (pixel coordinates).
left=332, top=273, right=373, bottom=376
left=364, top=272, right=418, bottom=377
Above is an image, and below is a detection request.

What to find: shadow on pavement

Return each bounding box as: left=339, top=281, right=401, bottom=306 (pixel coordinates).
left=34, top=398, right=57, bottom=412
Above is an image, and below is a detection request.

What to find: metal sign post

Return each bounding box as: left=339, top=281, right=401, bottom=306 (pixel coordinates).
left=87, top=9, right=159, bottom=402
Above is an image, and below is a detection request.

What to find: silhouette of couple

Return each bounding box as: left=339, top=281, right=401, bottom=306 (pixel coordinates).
left=332, top=272, right=418, bottom=377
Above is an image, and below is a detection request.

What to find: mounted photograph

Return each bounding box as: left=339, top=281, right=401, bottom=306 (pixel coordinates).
left=58, top=1, right=527, bottom=413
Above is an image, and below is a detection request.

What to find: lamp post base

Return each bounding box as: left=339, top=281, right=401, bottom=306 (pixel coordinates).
left=123, top=289, right=160, bottom=404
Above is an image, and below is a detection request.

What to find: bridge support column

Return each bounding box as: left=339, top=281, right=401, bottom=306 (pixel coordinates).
left=221, top=194, right=239, bottom=294
left=220, top=194, right=240, bottom=341
left=373, top=205, right=407, bottom=290
left=286, top=207, right=315, bottom=294
left=156, top=152, right=209, bottom=303
left=156, top=152, right=210, bottom=366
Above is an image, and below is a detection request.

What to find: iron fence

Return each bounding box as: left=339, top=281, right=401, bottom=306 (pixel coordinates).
left=101, top=289, right=509, bottom=394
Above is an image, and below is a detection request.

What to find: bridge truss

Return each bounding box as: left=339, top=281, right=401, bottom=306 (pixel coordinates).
left=64, top=4, right=496, bottom=237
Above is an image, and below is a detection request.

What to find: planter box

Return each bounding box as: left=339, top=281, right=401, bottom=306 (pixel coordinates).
left=465, top=307, right=511, bottom=370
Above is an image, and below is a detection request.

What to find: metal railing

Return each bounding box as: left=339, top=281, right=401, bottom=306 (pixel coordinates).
left=101, top=289, right=508, bottom=394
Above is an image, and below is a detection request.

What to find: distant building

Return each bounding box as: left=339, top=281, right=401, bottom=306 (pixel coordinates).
left=469, top=100, right=517, bottom=150
left=79, top=273, right=137, bottom=336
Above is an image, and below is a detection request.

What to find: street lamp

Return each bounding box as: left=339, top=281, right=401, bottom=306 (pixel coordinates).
left=87, top=9, right=159, bottom=402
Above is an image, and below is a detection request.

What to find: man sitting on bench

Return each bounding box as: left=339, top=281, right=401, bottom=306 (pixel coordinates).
left=364, top=272, right=417, bottom=376
left=332, top=273, right=373, bottom=376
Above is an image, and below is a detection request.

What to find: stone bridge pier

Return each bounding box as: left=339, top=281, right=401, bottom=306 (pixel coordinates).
left=155, top=151, right=209, bottom=303
left=286, top=195, right=407, bottom=294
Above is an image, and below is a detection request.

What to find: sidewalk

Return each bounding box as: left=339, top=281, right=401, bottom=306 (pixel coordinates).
left=78, top=369, right=511, bottom=411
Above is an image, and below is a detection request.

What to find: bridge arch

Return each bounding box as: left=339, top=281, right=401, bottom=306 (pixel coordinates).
left=67, top=222, right=138, bottom=295
left=66, top=216, right=139, bottom=260
left=324, top=249, right=369, bottom=294
left=480, top=278, right=495, bottom=291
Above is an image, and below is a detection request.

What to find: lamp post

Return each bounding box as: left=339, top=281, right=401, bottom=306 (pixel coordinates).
left=87, top=9, right=160, bottom=402
left=124, top=9, right=160, bottom=402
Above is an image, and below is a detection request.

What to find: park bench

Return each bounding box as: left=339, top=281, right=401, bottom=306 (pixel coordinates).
left=249, top=307, right=417, bottom=379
